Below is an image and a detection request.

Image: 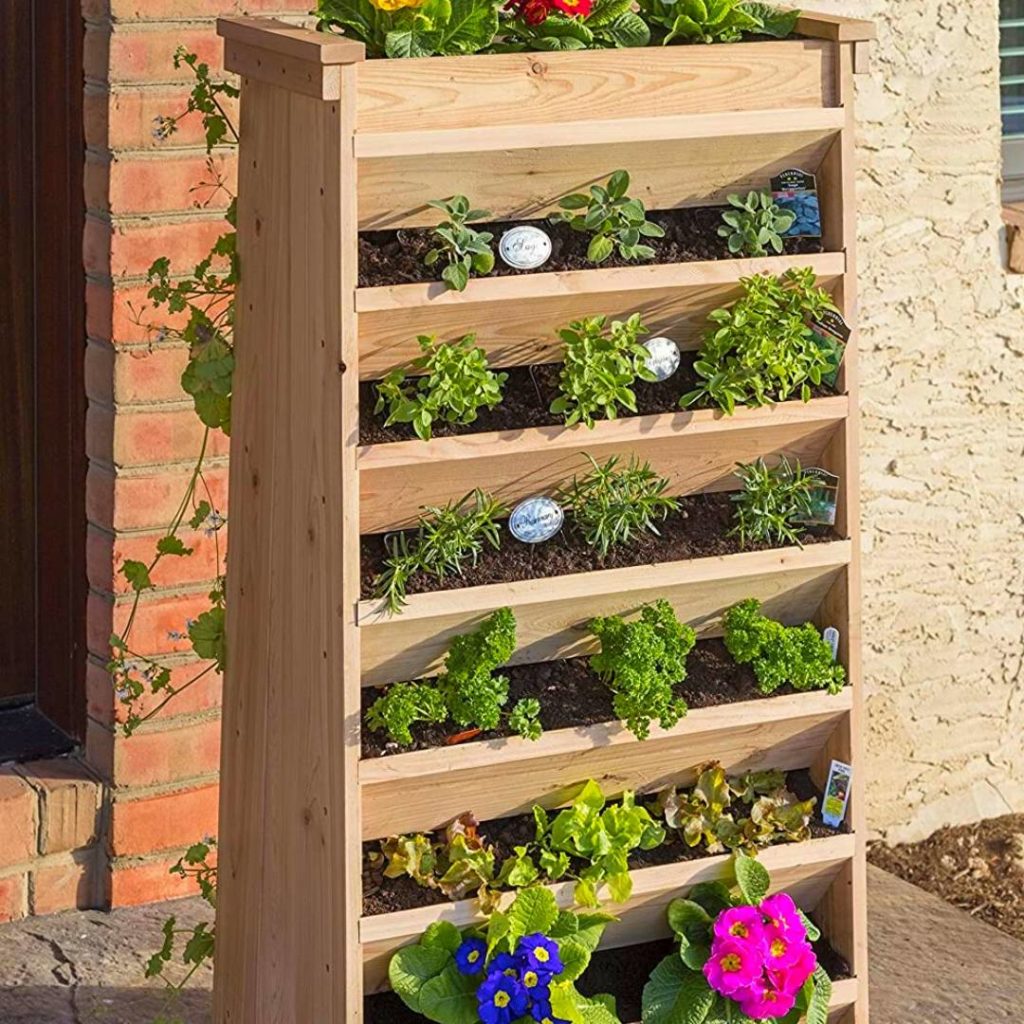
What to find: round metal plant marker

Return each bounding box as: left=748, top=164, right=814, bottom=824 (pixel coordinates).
left=643, top=335, right=681, bottom=382
left=509, top=496, right=564, bottom=544
left=499, top=226, right=553, bottom=270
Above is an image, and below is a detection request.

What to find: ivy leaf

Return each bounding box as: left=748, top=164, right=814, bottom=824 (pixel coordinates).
left=642, top=954, right=715, bottom=1024
left=188, top=501, right=213, bottom=531
left=733, top=853, right=771, bottom=906
left=122, top=560, right=153, bottom=593
left=157, top=535, right=193, bottom=557
left=189, top=607, right=226, bottom=670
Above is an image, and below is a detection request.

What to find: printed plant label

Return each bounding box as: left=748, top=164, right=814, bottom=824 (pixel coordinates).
left=809, top=308, right=851, bottom=388
left=796, top=467, right=840, bottom=527
left=771, top=169, right=822, bottom=238
left=822, top=760, right=853, bottom=829
left=509, top=496, right=564, bottom=544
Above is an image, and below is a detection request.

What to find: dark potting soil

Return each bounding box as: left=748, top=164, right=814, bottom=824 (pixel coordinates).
left=360, top=490, right=835, bottom=602
left=359, top=355, right=839, bottom=447
left=365, top=638, right=795, bottom=759
left=358, top=206, right=825, bottom=289
left=361, top=769, right=849, bottom=917
left=364, top=930, right=849, bottom=1023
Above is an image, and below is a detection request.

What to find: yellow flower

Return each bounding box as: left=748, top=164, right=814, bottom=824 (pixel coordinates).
left=369, top=0, right=425, bottom=10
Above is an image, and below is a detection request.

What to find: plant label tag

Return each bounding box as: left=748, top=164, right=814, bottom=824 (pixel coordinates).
left=771, top=169, right=822, bottom=238
left=643, top=336, right=681, bottom=382
left=499, top=226, right=552, bottom=270
left=509, top=496, right=564, bottom=544
left=823, top=626, right=840, bottom=661
left=795, top=467, right=839, bottom=527
left=809, top=309, right=852, bottom=388
left=822, top=759, right=853, bottom=829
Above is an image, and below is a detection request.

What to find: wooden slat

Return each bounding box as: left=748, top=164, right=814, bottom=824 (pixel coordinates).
left=357, top=126, right=839, bottom=229
left=354, top=42, right=837, bottom=134
left=356, top=252, right=847, bottom=380
left=358, top=396, right=848, bottom=534
left=358, top=540, right=851, bottom=685
left=795, top=13, right=877, bottom=42
left=360, top=834, right=855, bottom=991
left=218, top=15, right=366, bottom=64
left=354, top=106, right=845, bottom=158
left=360, top=689, right=851, bottom=839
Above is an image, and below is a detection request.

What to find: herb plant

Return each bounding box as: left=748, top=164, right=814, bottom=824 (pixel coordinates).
left=424, top=196, right=496, bottom=292
left=643, top=853, right=832, bottom=1024
left=373, top=488, right=506, bottom=613
left=656, top=762, right=816, bottom=854
left=366, top=681, right=449, bottom=746
left=550, top=313, right=654, bottom=427
left=388, top=887, right=619, bottom=1024
left=589, top=599, right=696, bottom=740
left=560, top=454, right=679, bottom=556
left=374, top=334, right=507, bottom=441
left=730, top=456, right=816, bottom=549
left=723, top=598, right=846, bottom=696
left=316, top=0, right=500, bottom=59
left=681, top=268, right=840, bottom=414
left=718, top=190, right=797, bottom=257
left=551, top=170, right=664, bottom=264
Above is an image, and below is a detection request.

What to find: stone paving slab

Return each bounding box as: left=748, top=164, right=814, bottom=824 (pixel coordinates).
left=0, top=866, right=1022, bottom=1022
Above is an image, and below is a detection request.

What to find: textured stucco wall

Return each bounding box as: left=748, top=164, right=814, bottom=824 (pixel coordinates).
left=814, top=1, right=1024, bottom=841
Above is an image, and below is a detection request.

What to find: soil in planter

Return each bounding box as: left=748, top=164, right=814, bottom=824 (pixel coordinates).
left=358, top=206, right=825, bottom=288
left=363, top=638, right=824, bottom=759
left=360, top=490, right=835, bottom=602
left=359, top=356, right=839, bottom=446
left=364, top=930, right=850, bottom=1024
left=361, top=770, right=848, bottom=917
left=868, top=813, right=1024, bottom=942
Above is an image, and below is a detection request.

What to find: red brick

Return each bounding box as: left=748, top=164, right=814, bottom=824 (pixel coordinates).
left=88, top=404, right=230, bottom=467
left=0, top=770, right=38, bottom=868
left=87, top=463, right=229, bottom=532
left=87, top=525, right=223, bottom=595
left=111, top=784, right=219, bottom=856
left=108, top=716, right=222, bottom=787
left=88, top=587, right=215, bottom=660
left=110, top=217, right=229, bottom=280
left=95, top=152, right=236, bottom=217
left=113, top=345, right=191, bottom=404
left=110, top=847, right=218, bottom=907
left=85, top=341, right=116, bottom=404
left=87, top=280, right=193, bottom=346
left=87, top=657, right=223, bottom=725
left=0, top=874, right=29, bottom=923
left=16, top=760, right=103, bottom=856
left=32, top=855, right=105, bottom=915
left=87, top=26, right=222, bottom=86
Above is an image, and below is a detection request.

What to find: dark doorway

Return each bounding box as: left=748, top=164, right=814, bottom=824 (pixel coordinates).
left=0, top=2, right=87, bottom=754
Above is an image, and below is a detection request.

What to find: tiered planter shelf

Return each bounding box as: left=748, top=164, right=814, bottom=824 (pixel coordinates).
left=214, top=12, right=873, bottom=1024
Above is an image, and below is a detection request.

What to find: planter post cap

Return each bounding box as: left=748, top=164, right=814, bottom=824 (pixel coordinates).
left=217, top=15, right=366, bottom=66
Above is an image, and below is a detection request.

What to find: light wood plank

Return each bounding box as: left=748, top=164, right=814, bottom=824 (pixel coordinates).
left=358, top=396, right=848, bottom=534
left=360, top=689, right=851, bottom=838
left=218, top=15, right=366, bottom=64
left=795, top=13, right=877, bottom=42
left=358, top=540, right=851, bottom=685
left=356, top=252, right=846, bottom=380
left=354, top=42, right=837, bottom=134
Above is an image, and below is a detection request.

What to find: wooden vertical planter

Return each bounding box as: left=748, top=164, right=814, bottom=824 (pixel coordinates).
left=213, top=13, right=874, bottom=1023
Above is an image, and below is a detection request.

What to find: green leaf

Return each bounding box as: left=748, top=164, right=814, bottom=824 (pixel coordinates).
left=122, top=560, right=153, bottom=592
left=189, top=607, right=226, bottom=669
left=587, top=234, right=615, bottom=264
left=442, top=261, right=470, bottom=292
left=419, top=964, right=480, bottom=1024
left=389, top=945, right=450, bottom=1013
left=507, top=887, right=559, bottom=949
left=742, top=2, right=800, bottom=38
left=435, top=0, right=499, bottom=53
left=733, top=853, right=770, bottom=906
left=797, top=909, right=821, bottom=942
left=642, top=955, right=715, bottom=1024
left=157, top=535, right=193, bottom=557
left=687, top=881, right=735, bottom=917
left=422, top=920, right=462, bottom=954
left=805, top=967, right=832, bottom=1024
left=667, top=899, right=712, bottom=943
left=607, top=170, right=630, bottom=199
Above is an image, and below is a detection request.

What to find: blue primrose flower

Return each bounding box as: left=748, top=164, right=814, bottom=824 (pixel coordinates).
left=516, top=934, right=564, bottom=976
left=489, top=952, right=519, bottom=977
left=455, top=937, right=487, bottom=976
left=529, top=998, right=570, bottom=1024
left=477, top=970, right=529, bottom=1024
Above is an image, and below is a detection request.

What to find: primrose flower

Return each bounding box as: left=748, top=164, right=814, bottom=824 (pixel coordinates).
left=713, top=906, right=766, bottom=949
left=490, top=952, right=519, bottom=977
left=454, top=937, right=486, bottom=976
left=477, top=971, right=528, bottom=1024
left=760, top=893, right=803, bottom=934
left=520, top=966, right=550, bottom=996
left=530, top=1000, right=570, bottom=1024
left=768, top=942, right=817, bottom=995
left=738, top=978, right=797, bottom=1020
left=762, top=924, right=811, bottom=972
left=517, top=934, right=564, bottom=976
left=550, top=0, right=592, bottom=14
left=703, top=938, right=763, bottom=996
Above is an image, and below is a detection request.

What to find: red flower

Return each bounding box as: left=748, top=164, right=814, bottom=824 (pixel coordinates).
left=550, top=0, right=593, bottom=16
left=504, top=0, right=592, bottom=24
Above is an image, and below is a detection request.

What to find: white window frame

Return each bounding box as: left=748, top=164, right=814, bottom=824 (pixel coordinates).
left=1001, top=9, right=1024, bottom=199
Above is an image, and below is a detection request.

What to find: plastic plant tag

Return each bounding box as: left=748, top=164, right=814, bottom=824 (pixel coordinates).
left=795, top=468, right=839, bottom=527
left=509, top=496, right=564, bottom=544
left=822, top=626, right=840, bottom=661
left=499, top=226, right=552, bottom=270
left=771, top=169, right=821, bottom=238
left=821, top=760, right=853, bottom=829
left=809, top=309, right=852, bottom=388
left=642, top=336, right=681, bottom=382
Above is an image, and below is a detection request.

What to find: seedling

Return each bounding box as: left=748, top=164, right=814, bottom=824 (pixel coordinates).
left=718, top=190, right=796, bottom=257
left=424, top=195, right=496, bottom=291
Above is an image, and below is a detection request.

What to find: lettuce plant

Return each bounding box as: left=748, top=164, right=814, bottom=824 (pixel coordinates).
left=718, top=190, right=797, bottom=257
left=680, top=268, right=839, bottom=414
left=730, top=456, right=816, bottom=549
left=550, top=313, right=654, bottom=427
left=642, top=853, right=832, bottom=1024
left=723, top=598, right=846, bottom=695
left=551, top=170, right=664, bottom=264
left=589, top=600, right=696, bottom=740
left=375, top=334, right=507, bottom=441
left=424, top=195, right=496, bottom=291
left=388, top=887, right=619, bottom=1024
left=560, top=454, right=679, bottom=557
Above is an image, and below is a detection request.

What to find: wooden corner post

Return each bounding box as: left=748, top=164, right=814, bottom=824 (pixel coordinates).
left=213, top=18, right=365, bottom=1024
